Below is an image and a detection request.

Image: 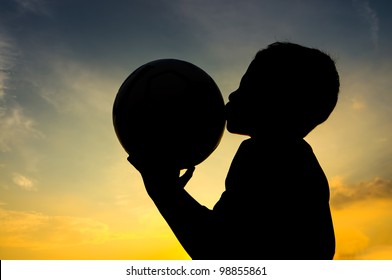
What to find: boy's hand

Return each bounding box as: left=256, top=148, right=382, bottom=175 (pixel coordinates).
left=127, top=154, right=195, bottom=197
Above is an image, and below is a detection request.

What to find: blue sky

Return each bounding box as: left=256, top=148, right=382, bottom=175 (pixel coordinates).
left=1, top=0, right=392, bottom=259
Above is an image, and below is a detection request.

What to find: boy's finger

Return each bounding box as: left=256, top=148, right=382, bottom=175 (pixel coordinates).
left=178, top=167, right=195, bottom=189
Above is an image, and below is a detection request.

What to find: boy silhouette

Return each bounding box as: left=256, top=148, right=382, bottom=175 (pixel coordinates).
left=129, top=42, right=339, bottom=260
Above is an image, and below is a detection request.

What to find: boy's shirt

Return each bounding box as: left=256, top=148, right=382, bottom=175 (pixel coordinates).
left=212, top=138, right=335, bottom=259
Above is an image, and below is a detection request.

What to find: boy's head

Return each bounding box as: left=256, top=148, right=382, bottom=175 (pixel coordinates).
left=226, top=42, right=340, bottom=139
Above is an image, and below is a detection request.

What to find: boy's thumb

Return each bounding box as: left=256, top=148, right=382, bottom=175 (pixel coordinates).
left=178, top=167, right=195, bottom=189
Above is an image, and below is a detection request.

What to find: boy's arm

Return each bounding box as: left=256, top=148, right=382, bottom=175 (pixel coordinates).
left=128, top=157, right=218, bottom=259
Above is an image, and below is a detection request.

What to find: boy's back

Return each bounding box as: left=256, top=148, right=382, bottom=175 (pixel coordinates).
left=213, top=138, right=335, bottom=259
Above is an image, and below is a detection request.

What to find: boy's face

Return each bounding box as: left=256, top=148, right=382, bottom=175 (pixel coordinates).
left=225, top=60, right=291, bottom=138
left=225, top=64, right=261, bottom=136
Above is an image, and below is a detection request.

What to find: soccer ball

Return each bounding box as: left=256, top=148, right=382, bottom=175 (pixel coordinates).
left=113, top=59, right=226, bottom=169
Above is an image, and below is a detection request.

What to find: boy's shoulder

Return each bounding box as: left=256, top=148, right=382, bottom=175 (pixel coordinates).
left=239, top=137, right=313, bottom=152
left=235, top=137, right=318, bottom=169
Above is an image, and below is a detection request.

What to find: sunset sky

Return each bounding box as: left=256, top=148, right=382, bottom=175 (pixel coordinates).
left=1, top=0, right=392, bottom=260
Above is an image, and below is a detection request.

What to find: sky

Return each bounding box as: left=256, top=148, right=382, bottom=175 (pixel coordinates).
left=0, top=0, right=392, bottom=260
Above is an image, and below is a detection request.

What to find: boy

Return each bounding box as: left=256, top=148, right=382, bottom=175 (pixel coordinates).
left=129, top=42, right=339, bottom=259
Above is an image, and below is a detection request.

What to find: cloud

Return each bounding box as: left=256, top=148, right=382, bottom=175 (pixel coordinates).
left=0, top=207, right=112, bottom=249
left=37, top=58, right=117, bottom=116
left=0, top=33, right=16, bottom=100
left=0, top=203, right=187, bottom=259
left=360, top=246, right=392, bottom=259
left=0, top=32, right=43, bottom=153
left=330, top=177, right=392, bottom=259
left=0, top=70, right=8, bottom=99
left=13, top=0, right=51, bottom=16
left=12, top=172, right=37, bottom=191
left=115, top=194, right=132, bottom=207
left=330, top=177, right=392, bottom=209
left=353, top=0, right=379, bottom=49
left=0, top=104, right=44, bottom=152
left=351, top=98, right=366, bottom=110
left=335, top=228, right=369, bottom=259
left=332, top=197, right=392, bottom=259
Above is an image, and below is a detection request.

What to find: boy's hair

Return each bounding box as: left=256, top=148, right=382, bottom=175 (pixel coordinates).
left=248, top=42, right=340, bottom=136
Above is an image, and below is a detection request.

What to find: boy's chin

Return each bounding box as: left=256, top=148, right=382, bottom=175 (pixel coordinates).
left=226, top=123, right=252, bottom=136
